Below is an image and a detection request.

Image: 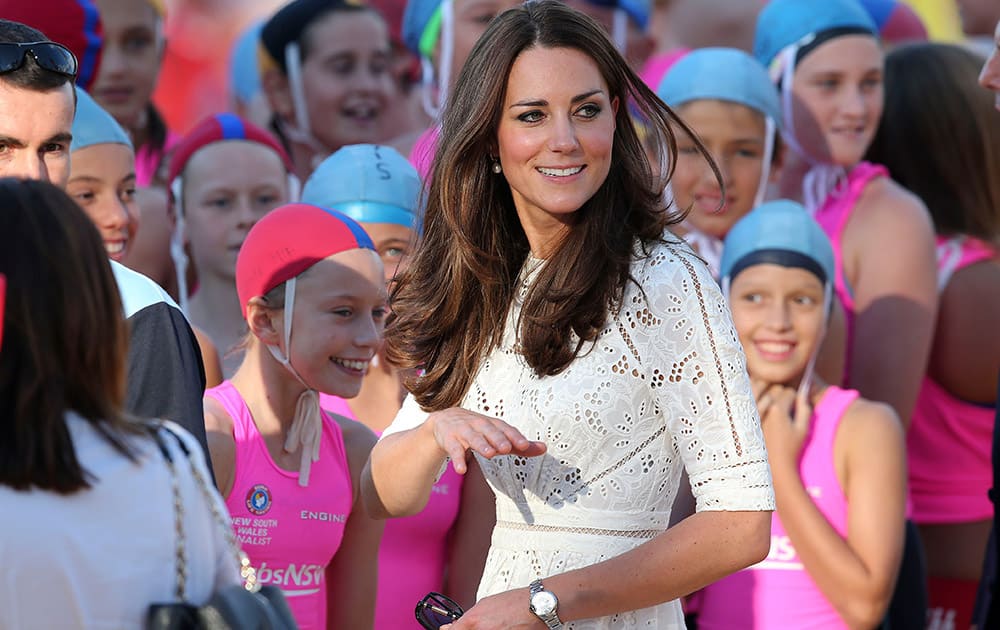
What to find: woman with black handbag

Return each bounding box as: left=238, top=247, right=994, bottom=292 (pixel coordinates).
left=0, top=178, right=242, bottom=628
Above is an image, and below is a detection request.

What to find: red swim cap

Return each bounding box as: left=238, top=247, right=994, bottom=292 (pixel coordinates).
left=235, top=203, right=375, bottom=317
left=1, top=0, right=104, bottom=91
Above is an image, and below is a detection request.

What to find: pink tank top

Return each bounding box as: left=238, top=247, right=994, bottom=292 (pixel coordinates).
left=813, top=162, right=888, bottom=383
left=697, top=386, right=858, bottom=630
left=409, top=126, right=439, bottom=182
left=209, top=381, right=353, bottom=630
left=319, top=393, right=464, bottom=629
left=908, top=235, right=997, bottom=524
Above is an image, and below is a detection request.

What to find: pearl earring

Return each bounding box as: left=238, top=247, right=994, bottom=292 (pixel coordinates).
left=492, top=160, right=502, bottom=174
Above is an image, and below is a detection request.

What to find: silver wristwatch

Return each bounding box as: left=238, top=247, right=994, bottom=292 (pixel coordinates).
left=529, top=579, right=564, bottom=629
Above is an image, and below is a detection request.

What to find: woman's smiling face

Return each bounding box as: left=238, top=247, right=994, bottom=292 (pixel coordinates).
left=496, top=46, right=617, bottom=238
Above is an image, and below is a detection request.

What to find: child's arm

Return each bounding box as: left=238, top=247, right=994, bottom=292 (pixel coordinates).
left=848, top=183, right=938, bottom=428
left=325, top=418, right=384, bottom=630
left=762, top=386, right=906, bottom=629
left=443, top=456, right=495, bottom=609
left=203, top=397, right=236, bottom=498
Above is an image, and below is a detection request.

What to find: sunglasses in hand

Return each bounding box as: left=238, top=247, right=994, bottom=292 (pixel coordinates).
left=415, top=592, right=464, bottom=629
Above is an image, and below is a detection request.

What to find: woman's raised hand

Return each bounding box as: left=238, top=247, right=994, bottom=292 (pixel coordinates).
left=428, top=408, right=547, bottom=474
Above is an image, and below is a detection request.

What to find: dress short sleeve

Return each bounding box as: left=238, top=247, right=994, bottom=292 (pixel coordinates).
left=641, top=244, right=775, bottom=512
left=381, top=394, right=430, bottom=439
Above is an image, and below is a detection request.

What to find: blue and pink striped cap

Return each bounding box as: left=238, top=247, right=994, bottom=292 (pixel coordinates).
left=167, top=112, right=293, bottom=187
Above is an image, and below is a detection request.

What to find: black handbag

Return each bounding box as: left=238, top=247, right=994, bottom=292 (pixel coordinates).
left=144, top=424, right=299, bottom=630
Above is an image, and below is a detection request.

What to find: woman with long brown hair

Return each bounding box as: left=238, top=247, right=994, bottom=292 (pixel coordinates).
left=362, top=2, right=774, bottom=628
left=0, top=179, right=238, bottom=628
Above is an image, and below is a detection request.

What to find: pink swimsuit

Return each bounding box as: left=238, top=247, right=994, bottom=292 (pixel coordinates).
left=210, top=382, right=353, bottom=630
left=697, top=387, right=858, bottom=629
left=409, top=126, right=439, bottom=182
left=319, top=394, right=464, bottom=629
left=813, top=162, right=888, bottom=383
left=135, top=130, right=179, bottom=187
left=908, top=235, right=997, bottom=524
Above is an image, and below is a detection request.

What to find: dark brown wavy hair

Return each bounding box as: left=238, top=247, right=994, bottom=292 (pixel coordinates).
left=386, top=0, right=713, bottom=411
left=0, top=179, right=141, bottom=494
left=867, top=43, right=1000, bottom=244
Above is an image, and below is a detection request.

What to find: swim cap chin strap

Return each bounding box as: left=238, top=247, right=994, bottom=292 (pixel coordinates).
left=169, top=179, right=191, bottom=316
left=771, top=42, right=846, bottom=214
left=265, top=275, right=323, bottom=487
left=283, top=41, right=333, bottom=170
left=418, top=0, right=453, bottom=120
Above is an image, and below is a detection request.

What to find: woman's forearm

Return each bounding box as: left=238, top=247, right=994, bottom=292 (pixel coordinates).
left=543, top=510, right=770, bottom=623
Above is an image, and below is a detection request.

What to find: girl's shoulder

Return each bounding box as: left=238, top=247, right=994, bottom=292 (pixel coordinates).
left=325, top=411, right=378, bottom=461
left=854, top=175, right=932, bottom=230
left=837, top=394, right=903, bottom=452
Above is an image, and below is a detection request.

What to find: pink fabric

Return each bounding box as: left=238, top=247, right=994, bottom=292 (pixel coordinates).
left=210, top=381, right=353, bottom=630
left=409, top=125, right=439, bottom=182
left=135, top=130, right=180, bottom=187
left=639, top=48, right=691, bottom=92
left=908, top=236, right=997, bottom=524
left=319, top=394, right=464, bottom=629
left=812, top=162, right=888, bottom=383
left=697, top=387, right=859, bottom=630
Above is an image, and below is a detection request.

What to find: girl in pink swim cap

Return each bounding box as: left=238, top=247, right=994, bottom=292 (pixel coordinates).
left=206, top=202, right=387, bottom=630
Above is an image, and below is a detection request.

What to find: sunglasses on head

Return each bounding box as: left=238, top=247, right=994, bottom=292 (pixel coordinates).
left=0, top=41, right=78, bottom=78
left=415, top=592, right=464, bottom=630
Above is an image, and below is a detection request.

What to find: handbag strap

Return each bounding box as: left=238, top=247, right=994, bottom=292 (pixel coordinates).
left=153, top=422, right=261, bottom=593
left=151, top=427, right=189, bottom=602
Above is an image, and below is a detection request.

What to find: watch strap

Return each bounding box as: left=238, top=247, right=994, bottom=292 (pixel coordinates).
left=529, top=579, right=564, bottom=629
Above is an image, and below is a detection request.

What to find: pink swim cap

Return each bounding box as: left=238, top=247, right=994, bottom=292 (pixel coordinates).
left=235, top=203, right=375, bottom=317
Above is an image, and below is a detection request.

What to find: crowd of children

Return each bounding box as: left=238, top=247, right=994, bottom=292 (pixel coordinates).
left=1, top=0, right=999, bottom=628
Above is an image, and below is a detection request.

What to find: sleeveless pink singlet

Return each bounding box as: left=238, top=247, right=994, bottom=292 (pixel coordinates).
left=209, top=381, right=354, bottom=630
left=697, top=387, right=859, bottom=629
left=908, top=235, right=997, bottom=523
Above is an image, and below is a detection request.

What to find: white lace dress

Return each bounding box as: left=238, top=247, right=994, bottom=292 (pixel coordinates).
left=385, top=238, right=774, bottom=628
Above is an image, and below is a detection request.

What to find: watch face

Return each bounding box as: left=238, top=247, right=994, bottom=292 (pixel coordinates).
left=531, top=590, right=558, bottom=617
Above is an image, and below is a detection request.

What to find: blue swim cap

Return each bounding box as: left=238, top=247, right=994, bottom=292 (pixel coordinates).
left=402, top=0, right=442, bottom=56
left=753, top=0, right=877, bottom=68
left=720, top=200, right=834, bottom=285
left=71, top=87, right=133, bottom=152
left=230, top=20, right=265, bottom=107
left=583, top=0, right=651, bottom=30
left=657, top=47, right=781, bottom=127
left=301, top=144, right=422, bottom=231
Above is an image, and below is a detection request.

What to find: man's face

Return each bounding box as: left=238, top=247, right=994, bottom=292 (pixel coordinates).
left=0, top=79, right=75, bottom=188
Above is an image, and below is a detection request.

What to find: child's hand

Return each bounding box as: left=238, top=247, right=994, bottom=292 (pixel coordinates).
left=758, top=384, right=812, bottom=466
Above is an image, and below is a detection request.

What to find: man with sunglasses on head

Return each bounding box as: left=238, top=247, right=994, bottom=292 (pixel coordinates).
left=0, top=22, right=77, bottom=187
left=0, top=17, right=213, bottom=472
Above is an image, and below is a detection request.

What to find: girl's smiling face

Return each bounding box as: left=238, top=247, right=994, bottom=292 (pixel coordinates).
left=279, top=250, right=387, bottom=397
left=729, top=263, right=827, bottom=387
left=671, top=100, right=774, bottom=240
left=297, top=10, right=395, bottom=151
left=67, top=143, right=138, bottom=262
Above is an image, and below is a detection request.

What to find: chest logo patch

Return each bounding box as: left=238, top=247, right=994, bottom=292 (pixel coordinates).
left=246, top=484, right=272, bottom=515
